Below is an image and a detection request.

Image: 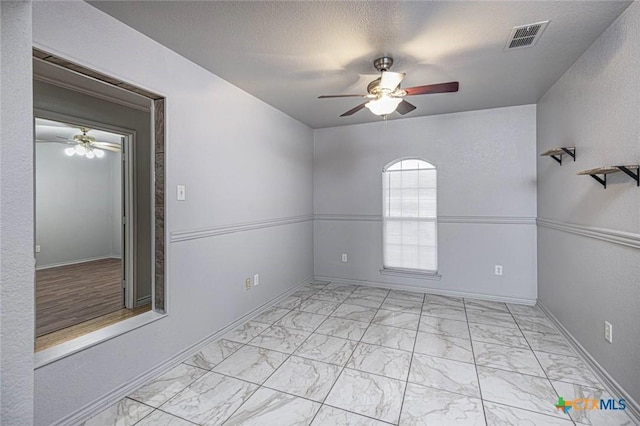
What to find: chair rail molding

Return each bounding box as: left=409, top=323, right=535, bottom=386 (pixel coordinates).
left=537, top=218, right=640, bottom=250
left=170, top=214, right=314, bottom=243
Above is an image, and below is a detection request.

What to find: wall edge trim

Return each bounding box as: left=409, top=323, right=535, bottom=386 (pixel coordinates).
left=314, top=275, right=537, bottom=305
left=51, top=276, right=314, bottom=426
left=538, top=302, right=640, bottom=423
left=170, top=214, right=314, bottom=243
left=537, top=218, right=640, bottom=249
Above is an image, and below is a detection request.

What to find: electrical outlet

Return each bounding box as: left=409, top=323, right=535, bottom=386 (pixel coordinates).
left=604, top=321, right=613, bottom=343
left=494, top=265, right=503, bottom=275
left=254, top=273, right=260, bottom=286
left=35, top=245, right=41, bottom=253
left=341, top=253, right=348, bottom=263
left=245, top=278, right=251, bottom=291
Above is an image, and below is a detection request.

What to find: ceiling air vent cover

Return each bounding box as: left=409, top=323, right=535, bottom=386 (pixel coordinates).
left=505, top=21, right=549, bottom=50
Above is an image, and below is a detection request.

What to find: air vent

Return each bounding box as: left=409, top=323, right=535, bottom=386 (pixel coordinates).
left=505, top=21, right=549, bottom=50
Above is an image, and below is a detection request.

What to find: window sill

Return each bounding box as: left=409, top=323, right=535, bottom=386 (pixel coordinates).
left=34, top=310, right=167, bottom=369
left=379, top=268, right=442, bottom=280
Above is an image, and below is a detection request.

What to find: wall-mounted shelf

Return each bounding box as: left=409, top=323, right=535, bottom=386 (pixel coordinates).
left=540, top=147, right=576, bottom=165
left=577, top=165, right=639, bottom=188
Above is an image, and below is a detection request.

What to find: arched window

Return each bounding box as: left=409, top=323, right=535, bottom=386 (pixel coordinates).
left=382, top=158, right=437, bottom=273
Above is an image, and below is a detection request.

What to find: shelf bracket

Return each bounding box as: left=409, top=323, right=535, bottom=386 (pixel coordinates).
left=617, top=166, right=639, bottom=187
left=589, top=174, right=607, bottom=188
left=550, top=154, right=563, bottom=165
left=561, top=147, right=576, bottom=161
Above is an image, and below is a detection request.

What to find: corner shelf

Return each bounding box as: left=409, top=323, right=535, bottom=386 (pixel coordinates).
left=540, top=147, right=576, bottom=165
left=577, top=165, right=639, bottom=189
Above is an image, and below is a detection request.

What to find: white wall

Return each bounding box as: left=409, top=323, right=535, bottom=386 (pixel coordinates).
left=35, top=144, right=121, bottom=267
left=314, top=105, right=537, bottom=301
left=30, top=2, right=313, bottom=424
left=537, top=0, right=640, bottom=406
left=0, top=2, right=35, bottom=424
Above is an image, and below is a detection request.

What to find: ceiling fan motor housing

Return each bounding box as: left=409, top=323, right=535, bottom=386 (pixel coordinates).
left=373, top=56, right=394, bottom=72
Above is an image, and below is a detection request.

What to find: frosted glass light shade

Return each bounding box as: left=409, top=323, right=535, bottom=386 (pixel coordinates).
left=74, top=145, right=86, bottom=155
left=365, top=96, right=402, bottom=116
left=94, top=149, right=105, bottom=158
left=85, top=150, right=95, bottom=159
left=64, top=147, right=75, bottom=156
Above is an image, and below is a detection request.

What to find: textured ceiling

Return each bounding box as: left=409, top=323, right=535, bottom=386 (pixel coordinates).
left=89, top=1, right=631, bottom=129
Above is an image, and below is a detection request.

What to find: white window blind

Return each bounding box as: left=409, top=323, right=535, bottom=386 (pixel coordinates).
left=383, top=158, right=437, bottom=272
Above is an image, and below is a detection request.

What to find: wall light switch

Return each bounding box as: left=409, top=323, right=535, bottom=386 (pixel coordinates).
left=254, top=274, right=260, bottom=286
left=35, top=245, right=41, bottom=253
left=177, top=185, right=186, bottom=201
left=604, top=321, right=613, bottom=343
left=341, top=253, right=348, bottom=263
left=494, top=265, right=503, bottom=275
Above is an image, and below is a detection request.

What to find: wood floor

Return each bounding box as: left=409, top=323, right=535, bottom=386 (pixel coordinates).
left=35, top=304, right=151, bottom=352
left=36, top=258, right=124, bottom=337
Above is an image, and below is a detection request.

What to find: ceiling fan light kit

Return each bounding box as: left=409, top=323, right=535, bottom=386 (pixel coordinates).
left=318, top=56, right=459, bottom=118
left=365, top=96, right=402, bottom=116
left=38, top=126, right=121, bottom=159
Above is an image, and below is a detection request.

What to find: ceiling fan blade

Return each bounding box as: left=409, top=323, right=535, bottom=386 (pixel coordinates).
left=36, top=139, right=74, bottom=145
left=396, top=100, right=417, bottom=115
left=340, top=102, right=368, bottom=117
left=94, top=145, right=121, bottom=153
left=92, top=142, right=121, bottom=149
left=380, top=71, right=405, bottom=91
left=318, top=94, right=368, bottom=99
left=404, top=81, right=459, bottom=96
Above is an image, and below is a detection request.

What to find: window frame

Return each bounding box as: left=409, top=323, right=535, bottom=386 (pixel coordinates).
left=381, top=158, right=440, bottom=278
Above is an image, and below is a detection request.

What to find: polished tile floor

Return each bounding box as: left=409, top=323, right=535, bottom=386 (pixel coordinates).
left=84, top=282, right=635, bottom=425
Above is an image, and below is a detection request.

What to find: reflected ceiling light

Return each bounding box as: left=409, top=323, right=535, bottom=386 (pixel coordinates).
left=65, top=145, right=105, bottom=159
left=365, top=95, right=403, bottom=116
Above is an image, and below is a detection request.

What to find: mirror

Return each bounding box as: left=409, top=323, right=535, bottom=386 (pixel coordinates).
left=35, top=118, right=130, bottom=338
left=33, top=50, right=165, bottom=352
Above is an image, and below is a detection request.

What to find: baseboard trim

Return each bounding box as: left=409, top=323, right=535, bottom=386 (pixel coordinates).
left=538, top=302, right=640, bottom=423
left=537, top=218, right=640, bottom=250
left=53, top=276, right=314, bottom=426
left=36, top=255, right=120, bottom=270
left=314, top=275, right=536, bottom=305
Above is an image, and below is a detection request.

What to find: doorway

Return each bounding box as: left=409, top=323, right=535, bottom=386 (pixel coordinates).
left=34, top=117, right=143, bottom=349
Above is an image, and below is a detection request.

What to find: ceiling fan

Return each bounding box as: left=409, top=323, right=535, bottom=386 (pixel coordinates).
left=36, top=127, right=121, bottom=159
left=318, top=57, right=459, bottom=117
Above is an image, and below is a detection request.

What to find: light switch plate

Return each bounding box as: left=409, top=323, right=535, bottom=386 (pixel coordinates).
left=177, top=185, right=186, bottom=201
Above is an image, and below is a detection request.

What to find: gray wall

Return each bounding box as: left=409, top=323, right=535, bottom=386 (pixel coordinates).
left=0, top=1, right=35, bottom=424
left=31, top=2, right=314, bottom=424
left=537, top=1, right=640, bottom=404
left=35, top=143, right=121, bottom=267
left=314, top=105, right=538, bottom=301
left=34, top=80, right=149, bottom=301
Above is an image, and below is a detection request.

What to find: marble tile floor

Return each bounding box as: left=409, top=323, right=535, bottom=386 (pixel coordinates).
left=83, top=282, right=635, bottom=426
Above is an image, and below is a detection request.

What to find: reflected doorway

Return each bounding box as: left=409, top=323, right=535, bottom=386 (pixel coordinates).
left=34, top=117, right=145, bottom=350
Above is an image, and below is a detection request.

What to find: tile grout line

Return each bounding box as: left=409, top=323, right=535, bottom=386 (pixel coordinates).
left=217, top=283, right=339, bottom=424
left=309, top=286, right=395, bottom=424
left=110, top=287, right=578, bottom=426
left=396, top=291, right=425, bottom=425
left=512, top=308, right=578, bottom=425
left=304, top=284, right=365, bottom=425
left=463, top=298, right=490, bottom=426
